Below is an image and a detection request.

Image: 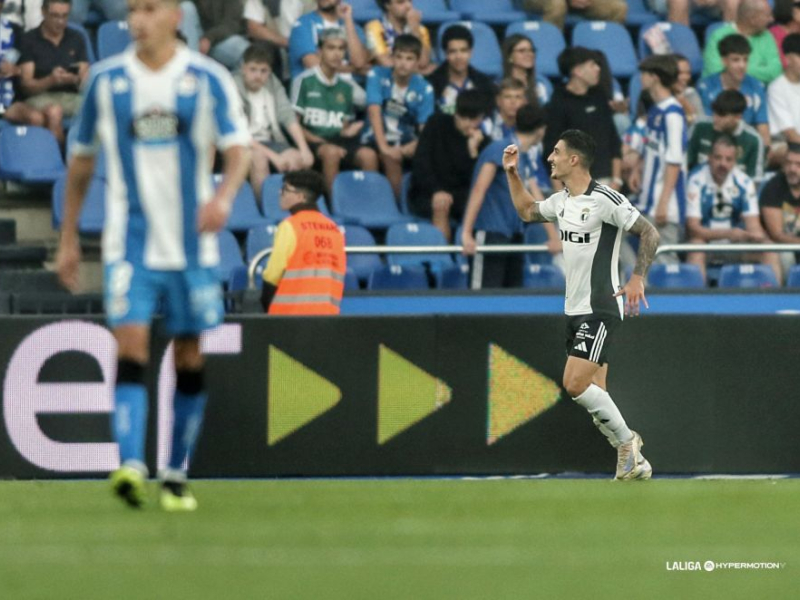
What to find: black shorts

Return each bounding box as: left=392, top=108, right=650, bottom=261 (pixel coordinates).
left=564, top=314, right=621, bottom=366
left=310, top=135, right=371, bottom=170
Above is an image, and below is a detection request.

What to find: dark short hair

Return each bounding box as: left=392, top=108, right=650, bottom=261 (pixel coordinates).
left=784, top=33, right=800, bottom=57
left=557, top=46, right=597, bottom=78
left=711, top=133, right=737, bottom=153
left=639, top=54, right=678, bottom=89
left=393, top=34, right=422, bottom=58
left=516, top=104, right=547, bottom=134
left=787, top=142, right=800, bottom=155
left=711, top=89, right=747, bottom=115
left=43, top=0, right=71, bottom=8
left=718, top=33, right=751, bottom=57
left=454, top=89, right=488, bottom=119
left=284, top=170, right=326, bottom=204
left=558, top=129, right=595, bottom=168
left=243, top=43, right=275, bottom=67
left=442, top=25, right=473, bottom=51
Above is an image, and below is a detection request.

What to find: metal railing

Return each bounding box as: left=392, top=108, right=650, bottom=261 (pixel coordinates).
left=246, top=243, right=800, bottom=290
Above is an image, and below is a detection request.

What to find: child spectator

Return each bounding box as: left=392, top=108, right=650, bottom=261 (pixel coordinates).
left=362, top=34, right=434, bottom=198
left=236, top=44, right=314, bottom=196
left=291, top=28, right=377, bottom=194
left=482, top=78, right=526, bottom=142
left=365, top=0, right=431, bottom=73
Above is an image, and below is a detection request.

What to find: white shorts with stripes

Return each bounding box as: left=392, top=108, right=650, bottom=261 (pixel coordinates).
left=564, top=315, right=621, bottom=366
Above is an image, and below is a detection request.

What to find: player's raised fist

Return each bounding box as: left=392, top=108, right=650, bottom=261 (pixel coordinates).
left=502, top=144, right=519, bottom=172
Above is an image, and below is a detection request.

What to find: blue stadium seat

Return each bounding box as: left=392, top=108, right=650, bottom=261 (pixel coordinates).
left=414, top=0, right=460, bottom=25
left=505, top=22, right=566, bottom=80
left=260, top=173, right=333, bottom=223
left=51, top=173, right=106, bottom=234
left=245, top=224, right=278, bottom=265
left=97, top=20, right=132, bottom=59
left=68, top=23, right=96, bottom=63
left=717, top=264, right=779, bottom=289
left=625, top=0, right=659, bottom=27
left=331, top=171, right=413, bottom=229
left=348, top=0, right=381, bottom=22
left=638, top=22, right=703, bottom=75
left=367, top=265, right=430, bottom=290
left=213, top=176, right=269, bottom=232
left=436, top=263, right=469, bottom=289
left=450, top=0, right=526, bottom=26
left=226, top=265, right=249, bottom=292
left=341, top=224, right=383, bottom=282
left=399, top=172, right=413, bottom=216
left=436, top=22, right=502, bottom=78
left=522, top=264, right=566, bottom=289
left=647, top=263, right=705, bottom=289
left=385, top=222, right=454, bottom=269
left=524, top=223, right=552, bottom=265
left=572, top=21, right=638, bottom=79
left=787, top=265, right=800, bottom=288
left=217, top=229, right=246, bottom=283
left=0, top=126, right=65, bottom=184
left=344, top=268, right=360, bottom=291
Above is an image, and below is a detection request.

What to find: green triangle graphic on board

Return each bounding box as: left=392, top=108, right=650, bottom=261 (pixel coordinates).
left=378, top=344, right=452, bottom=444
left=267, top=345, right=342, bottom=445
left=487, top=344, right=561, bottom=445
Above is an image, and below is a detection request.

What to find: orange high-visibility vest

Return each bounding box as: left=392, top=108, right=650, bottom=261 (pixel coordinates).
left=269, top=210, right=346, bottom=315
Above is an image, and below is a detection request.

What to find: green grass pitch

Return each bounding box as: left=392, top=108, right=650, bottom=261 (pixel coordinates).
left=0, top=479, right=797, bottom=599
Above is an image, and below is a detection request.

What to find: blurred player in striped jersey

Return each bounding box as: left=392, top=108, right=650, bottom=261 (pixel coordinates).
left=56, top=0, right=251, bottom=511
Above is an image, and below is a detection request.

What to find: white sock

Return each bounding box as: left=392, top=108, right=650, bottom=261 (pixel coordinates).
left=573, top=384, right=634, bottom=448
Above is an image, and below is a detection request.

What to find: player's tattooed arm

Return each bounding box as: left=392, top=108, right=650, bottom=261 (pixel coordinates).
left=629, top=215, right=660, bottom=277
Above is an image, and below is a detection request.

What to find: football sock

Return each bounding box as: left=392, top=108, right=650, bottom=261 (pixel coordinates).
left=114, top=360, right=148, bottom=465
left=168, top=369, right=207, bottom=472
left=573, top=384, right=634, bottom=448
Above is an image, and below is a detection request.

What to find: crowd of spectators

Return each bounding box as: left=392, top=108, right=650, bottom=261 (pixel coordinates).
left=1, top=0, right=800, bottom=289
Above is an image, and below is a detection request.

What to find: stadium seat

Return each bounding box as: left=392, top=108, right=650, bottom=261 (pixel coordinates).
left=213, top=176, right=269, bottom=232
left=0, top=126, right=65, bottom=184
left=638, top=22, right=703, bottom=75
left=450, top=0, right=526, bottom=26
left=367, top=264, right=430, bottom=290
left=572, top=21, right=638, bottom=79
left=331, top=171, right=413, bottom=229
left=216, top=229, right=246, bottom=283
left=524, top=223, right=552, bottom=265
left=245, top=224, right=278, bottom=265
left=344, top=268, right=360, bottom=291
left=505, top=22, right=565, bottom=79
left=97, top=20, right=132, bottom=59
left=625, top=0, right=659, bottom=27
left=51, top=173, right=106, bottom=234
left=717, top=264, right=779, bottom=289
left=399, top=172, right=414, bottom=217
left=385, top=221, right=454, bottom=279
left=522, top=264, right=566, bottom=289
left=226, top=265, right=249, bottom=292
left=646, top=263, right=705, bottom=289
left=341, top=224, right=383, bottom=282
left=436, top=22, right=502, bottom=78
left=68, top=23, right=96, bottom=63
left=436, top=263, right=469, bottom=289
left=348, top=0, right=381, bottom=22
left=787, top=265, right=800, bottom=288
left=414, top=0, right=460, bottom=25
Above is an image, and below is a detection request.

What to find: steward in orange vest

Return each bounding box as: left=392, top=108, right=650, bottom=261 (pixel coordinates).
left=261, top=170, right=346, bottom=315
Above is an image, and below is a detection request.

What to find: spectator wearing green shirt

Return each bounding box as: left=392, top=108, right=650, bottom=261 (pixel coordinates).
left=703, top=0, right=783, bottom=84
left=688, top=89, right=765, bottom=181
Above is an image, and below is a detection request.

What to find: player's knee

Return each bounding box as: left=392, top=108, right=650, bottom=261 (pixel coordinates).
left=176, top=368, right=205, bottom=395
left=564, top=375, right=589, bottom=399
left=117, top=359, right=146, bottom=386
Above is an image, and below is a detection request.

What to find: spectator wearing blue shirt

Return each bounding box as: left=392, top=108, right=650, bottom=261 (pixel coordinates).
left=462, top=104, right=554, bottom=289
left=697, top=34, right=770, bottom=150
left=363, top=34, right=433, bottom=198
left=288, top=0, right=368, bottom=79
left=685, top=134, right=780, bottom=283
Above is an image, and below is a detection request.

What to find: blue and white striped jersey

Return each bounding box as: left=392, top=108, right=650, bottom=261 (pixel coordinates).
left=71, top=46, right=250, bottom=270
left=686, top=164, right=758, bottom=230
left=639, top=96, right=688, bottom=224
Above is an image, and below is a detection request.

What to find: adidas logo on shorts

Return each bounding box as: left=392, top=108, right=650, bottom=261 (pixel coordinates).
left=573, top=341, right=588, bottom=352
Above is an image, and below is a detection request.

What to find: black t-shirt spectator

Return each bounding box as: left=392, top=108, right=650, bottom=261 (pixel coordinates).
left=19, top=25, right=88, bottom=95
left=409, top=112, right=488, bottom=219
left=760, top=173, right=800, bottom=235
left=543, top=84, right=621, bottom=180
